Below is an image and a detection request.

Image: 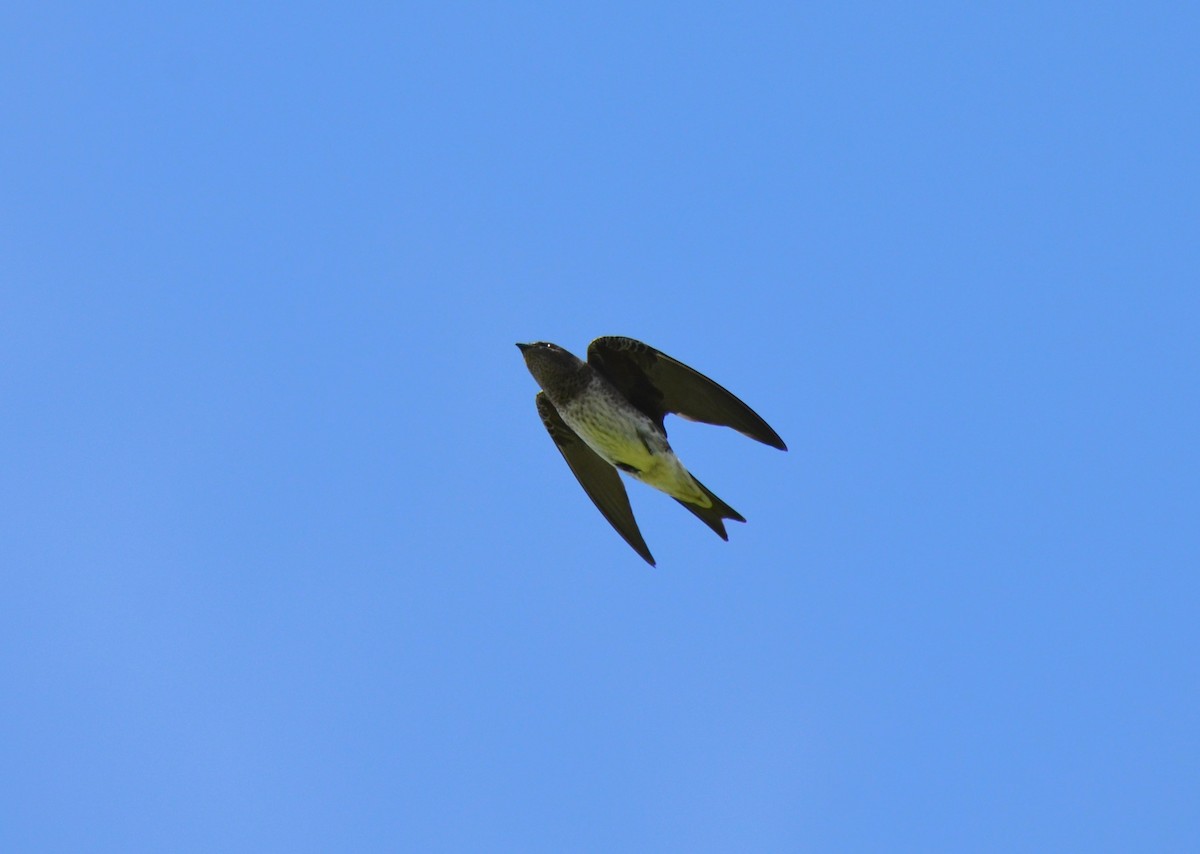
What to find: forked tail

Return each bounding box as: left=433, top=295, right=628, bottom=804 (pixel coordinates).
left=674, top=476, right=745, bottom=540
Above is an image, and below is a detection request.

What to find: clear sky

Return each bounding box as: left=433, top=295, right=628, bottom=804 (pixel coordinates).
left=3, top=2, right=1197, bottom=851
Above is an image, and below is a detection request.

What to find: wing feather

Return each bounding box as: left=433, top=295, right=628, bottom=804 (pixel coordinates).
left=535, top=392, right=655, bottom=566
left=587, top=337, right=787, bottom=449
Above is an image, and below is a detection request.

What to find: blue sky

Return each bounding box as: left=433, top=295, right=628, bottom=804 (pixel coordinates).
left=3, top=2, right=1197, bottom=851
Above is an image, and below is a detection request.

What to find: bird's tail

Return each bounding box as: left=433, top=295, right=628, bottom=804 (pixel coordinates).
left=674, top=476, right=745, bottom=540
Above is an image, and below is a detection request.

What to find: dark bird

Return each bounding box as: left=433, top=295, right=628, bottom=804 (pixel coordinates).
left=517, top=336, right=786, bottom=566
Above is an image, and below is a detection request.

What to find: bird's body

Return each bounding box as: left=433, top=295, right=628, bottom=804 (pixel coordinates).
left=517, top=336, right=786, bottom=566
left=552, top=370, right=711, bottom=507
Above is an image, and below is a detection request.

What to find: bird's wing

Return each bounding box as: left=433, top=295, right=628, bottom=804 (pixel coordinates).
left=587, top=336, right=787, bottom=450
left=535, top=392, right=655, bottom=566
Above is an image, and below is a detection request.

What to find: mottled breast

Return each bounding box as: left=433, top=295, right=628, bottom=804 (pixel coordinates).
left=558, top=377, right=662, bottom=470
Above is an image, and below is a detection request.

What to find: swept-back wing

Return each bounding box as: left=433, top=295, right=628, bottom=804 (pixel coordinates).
left=587, top=336, right=787, bottom=449
left=535, top=392, right=655, bottom=566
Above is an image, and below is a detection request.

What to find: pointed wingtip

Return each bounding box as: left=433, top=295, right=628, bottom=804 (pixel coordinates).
left=738, top=426, right=787, bottom=451
left=760, top=430, right=787, bottom=451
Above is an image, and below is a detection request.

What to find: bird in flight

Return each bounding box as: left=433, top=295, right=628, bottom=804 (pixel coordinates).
left=517, top=336, right=786, bottom=566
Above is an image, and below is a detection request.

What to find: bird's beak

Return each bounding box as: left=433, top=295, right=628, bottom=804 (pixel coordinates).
left=515, top=342, right=530, bottom=352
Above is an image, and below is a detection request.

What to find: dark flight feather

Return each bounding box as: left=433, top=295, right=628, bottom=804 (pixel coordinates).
left=587, top=336, right=787, bottom=450
left=535, top=392, right=656, bottom=566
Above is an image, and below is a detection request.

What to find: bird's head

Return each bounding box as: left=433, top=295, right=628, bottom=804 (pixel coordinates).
left=516, top=341, right=587, bottom=394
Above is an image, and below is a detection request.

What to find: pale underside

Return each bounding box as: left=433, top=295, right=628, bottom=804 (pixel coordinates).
left=555, top=380, right=711, bottom=508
